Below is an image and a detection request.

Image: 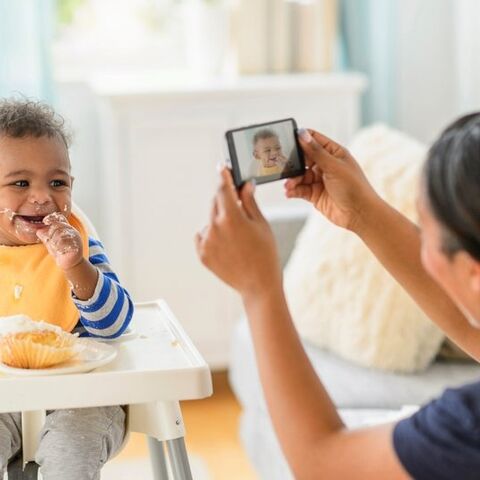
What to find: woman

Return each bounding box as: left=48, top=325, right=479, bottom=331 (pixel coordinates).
left=195, top=113, right=480, bottom=479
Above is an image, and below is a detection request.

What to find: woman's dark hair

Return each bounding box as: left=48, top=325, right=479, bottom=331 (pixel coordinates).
left=424, top=112, right=480, bottom=260
left=0, top=98, right=71, bottom=147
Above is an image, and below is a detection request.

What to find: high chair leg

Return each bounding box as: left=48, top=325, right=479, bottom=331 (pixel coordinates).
left=147, top=437, right=193, bottom=480
left=166, top=438, right=192, bottom=480
left=147, top=438, right=169, bottom=480
left=21, top=411, right=46, bottom=466
left=132, top=401, right=192, bottom=479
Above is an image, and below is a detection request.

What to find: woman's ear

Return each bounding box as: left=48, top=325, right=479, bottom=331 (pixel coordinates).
left=468, top=257, right=480, bottom=293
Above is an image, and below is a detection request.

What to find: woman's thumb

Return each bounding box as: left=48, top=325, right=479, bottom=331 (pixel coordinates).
left=240, top=181, right=263, bottom=221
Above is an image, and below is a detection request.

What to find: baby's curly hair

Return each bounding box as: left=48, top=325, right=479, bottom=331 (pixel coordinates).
left=253, top=128, right=278, bottom=146
left=0, top=98, right=71, bottom=148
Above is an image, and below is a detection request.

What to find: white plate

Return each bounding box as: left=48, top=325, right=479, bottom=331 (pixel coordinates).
left=0, top=339, right=117, bottom=376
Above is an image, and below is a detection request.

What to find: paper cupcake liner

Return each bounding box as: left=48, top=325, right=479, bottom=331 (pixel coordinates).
left=0, top=331, right=80, bottom=369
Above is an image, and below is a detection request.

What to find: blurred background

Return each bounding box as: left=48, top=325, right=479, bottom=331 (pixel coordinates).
left=1, top=1, right=480, bottom=478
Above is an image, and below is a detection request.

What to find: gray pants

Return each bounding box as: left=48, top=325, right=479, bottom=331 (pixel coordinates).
left=0, top=406, right=125, bottom=480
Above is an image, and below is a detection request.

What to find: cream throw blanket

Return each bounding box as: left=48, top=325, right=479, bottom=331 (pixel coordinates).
left=284, top=125, right=445, bottom=373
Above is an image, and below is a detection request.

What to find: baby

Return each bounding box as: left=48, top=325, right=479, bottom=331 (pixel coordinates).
left=250, top=129, right=295, bottom=177
left=0, top=99, right=133, bottom=479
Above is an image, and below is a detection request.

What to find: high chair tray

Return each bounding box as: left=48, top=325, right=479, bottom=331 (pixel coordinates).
left=0, top=299, right=212, bottom=413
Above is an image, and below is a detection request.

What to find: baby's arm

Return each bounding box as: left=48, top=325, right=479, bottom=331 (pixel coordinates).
left=73, top=238, right=134, bottom=339
left=36, top=214, right=133, bottom=338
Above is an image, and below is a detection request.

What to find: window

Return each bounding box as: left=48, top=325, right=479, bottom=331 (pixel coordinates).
left=54, top=0, right=189, bottom=77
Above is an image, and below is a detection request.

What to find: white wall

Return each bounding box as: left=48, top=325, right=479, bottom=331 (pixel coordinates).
left=455, top=0, right=480, bottom=113
left=395, top=0, right=457, bottom=143
left=393, top=0, right=480, bottom=143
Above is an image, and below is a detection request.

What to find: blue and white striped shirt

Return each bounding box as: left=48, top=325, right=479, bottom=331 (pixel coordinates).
left=72, top=237, right=134, bottom=339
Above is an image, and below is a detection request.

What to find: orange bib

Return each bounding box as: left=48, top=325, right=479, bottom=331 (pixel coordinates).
left=0, top=214, right=89, bottom=332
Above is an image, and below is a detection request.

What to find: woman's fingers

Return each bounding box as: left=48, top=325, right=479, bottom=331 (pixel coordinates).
left=204, top=168, right=243, bottom=239
left=284, top=175, right=305, bottom=189
left=210, top=197, right=219, bottom=223
left=284, top=167, right=317, bottom=192
left=194, top=231, right=205, bottom=261
left=285, top=183, right=313, bottom=201
left=194, top=231, right=201, bottom=250
left=240, top=181, right=263, bottom=221
left=195, top=225, right=211, bottom=263
left=216, top=168, right=241, bottom=218
left=299, top=136, right=338, bottom=173
left=297, top=128, right=352, bottom=178
left=310, top=130, right=348, bottom=158
left=212, top=168, right=265, bottom=228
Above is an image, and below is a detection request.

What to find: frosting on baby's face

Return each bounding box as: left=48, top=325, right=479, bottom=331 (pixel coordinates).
left=254, top=136, right=285, bottom=168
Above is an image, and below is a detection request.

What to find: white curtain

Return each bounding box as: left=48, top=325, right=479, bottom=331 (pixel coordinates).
left=0, top=0, right=55, bottom=101
left=340, top=0, right=396, bottom=125
left=233, top=0, right=338, bottom=74
left=342, top=0, right=480, bottom=141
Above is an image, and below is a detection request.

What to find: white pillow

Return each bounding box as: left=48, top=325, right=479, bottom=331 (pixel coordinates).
left=284, top=125, right=444, bottom=373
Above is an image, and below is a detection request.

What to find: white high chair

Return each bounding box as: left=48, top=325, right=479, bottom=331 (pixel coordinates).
left=4, top=206, right=213, bottom=479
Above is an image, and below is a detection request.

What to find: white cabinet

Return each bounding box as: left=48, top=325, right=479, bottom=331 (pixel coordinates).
left=91, top=73, right=366, bottom=368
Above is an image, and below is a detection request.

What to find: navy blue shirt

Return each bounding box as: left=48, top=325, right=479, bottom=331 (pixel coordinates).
left=393, top=380, right=480, bottom=479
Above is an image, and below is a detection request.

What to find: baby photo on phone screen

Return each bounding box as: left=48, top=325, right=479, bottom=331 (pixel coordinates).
left=233, top=122, right=301, bottom=182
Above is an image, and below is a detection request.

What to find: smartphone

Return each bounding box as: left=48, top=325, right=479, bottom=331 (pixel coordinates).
left=225, top=118, right=305, bottom=188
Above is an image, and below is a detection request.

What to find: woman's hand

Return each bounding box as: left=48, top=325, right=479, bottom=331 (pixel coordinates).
left=36, top=212, right=84, bottom=271
left=285, top=129, right=380, bottom=233
left=196, top=168, right=282, bottom=300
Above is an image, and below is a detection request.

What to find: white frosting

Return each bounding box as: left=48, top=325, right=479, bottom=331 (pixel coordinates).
left=13, top=285, right=23, bottom=300
left=0, top=315, right=64, bottom=336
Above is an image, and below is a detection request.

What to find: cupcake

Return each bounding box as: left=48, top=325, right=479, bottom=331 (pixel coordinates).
left=0, top=315, right=80, bottom=369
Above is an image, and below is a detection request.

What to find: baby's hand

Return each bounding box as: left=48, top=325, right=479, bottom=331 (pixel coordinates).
left=36, top=213, right=84, bottom=271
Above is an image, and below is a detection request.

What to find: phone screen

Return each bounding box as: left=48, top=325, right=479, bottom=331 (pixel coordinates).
left=226, top=118, right=305, bottom=187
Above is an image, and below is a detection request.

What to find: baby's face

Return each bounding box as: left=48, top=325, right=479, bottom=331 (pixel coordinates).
left=254, top=136, right=285, bottom=168
left=0, top=135, right=73, bottom=246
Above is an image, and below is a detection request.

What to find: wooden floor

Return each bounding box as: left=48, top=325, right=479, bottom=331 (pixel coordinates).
left=115, top=371, right=258, bottom=479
